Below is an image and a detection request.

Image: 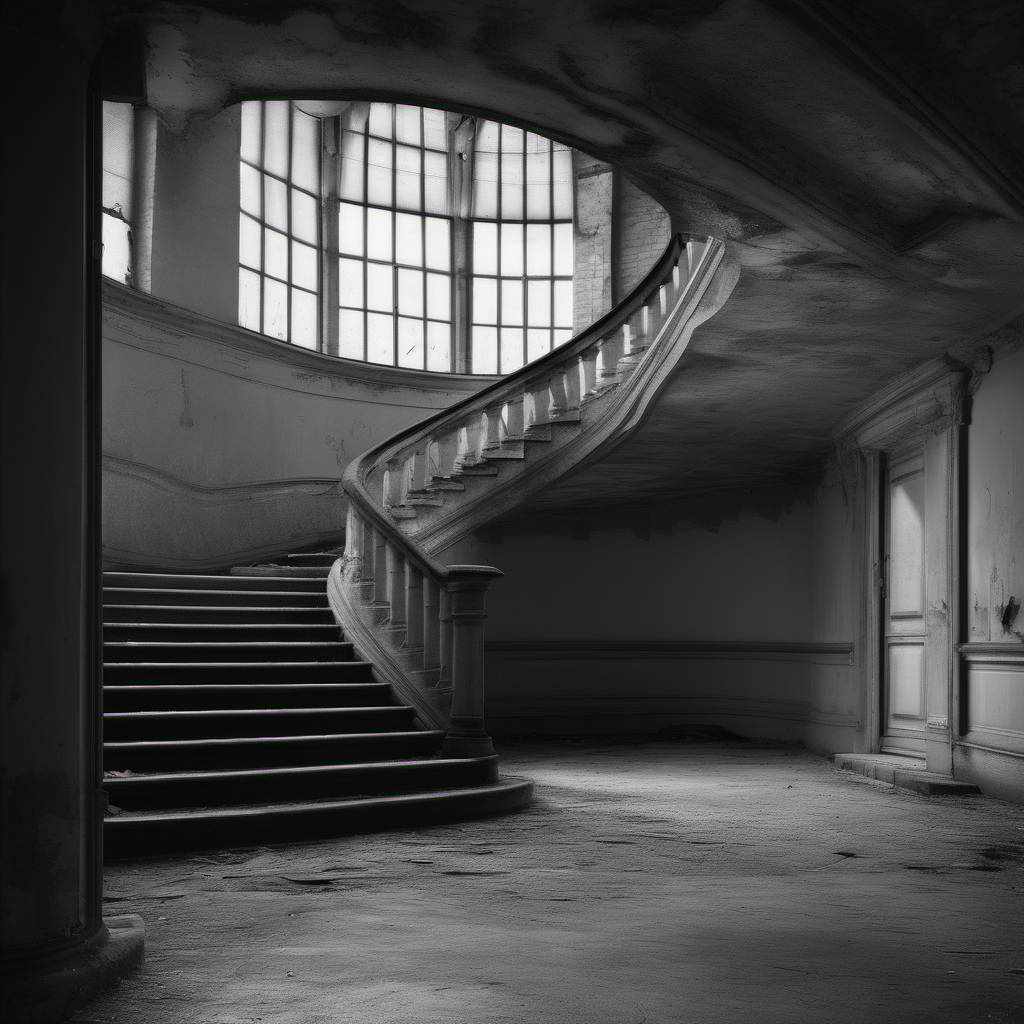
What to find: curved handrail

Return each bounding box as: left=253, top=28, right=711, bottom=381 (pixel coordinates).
left=330, top=232, right=735, bottom=752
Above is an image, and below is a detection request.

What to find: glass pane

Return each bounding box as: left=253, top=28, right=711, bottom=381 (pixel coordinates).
left=476, top=120, right=500, bottom=152
left=338, top=257, right=365, bottom=307
left=396, top=168, right=420, bottom=211
left=426, top=321, right=451, bottom=372
left=553, top=222, right=573, bottom=275
left=527, top=280, right=551, bottom=326
left=397, top=268, right=424, bottom=317
left=525, top=149, right=550, bottom=184
left=500, top=223, right=524, bottom=277
left=423, top=150, right=448, bottom=215
left=525, top=224, right=551, bottom=276
left=501, top=124, right=524, bottom=153
left=500, top=328, right=525, bottom=373
left=240, top=102, right=262, bottom=165
left=291, top=190, right=318, bottom=244
left=240, top=164, right=261, bottom=217
left=422, top=108, right=448, bottom=151
left=264, top=176, right=288, bottom=232
left=472, top=151, right=498, bottom=218
left=501, top=171, right=523, bottom=220
left=472, top=277, right=497, bottom=324
left=366, top=207, right=393, bottom=262
left=239, top=214, right=261, bottom=270
left=102, top=101, right=133, bottom=183
left=292, top=240, right=318, bottom=291
left=366, top=138, right=393, bottom=206
left=366, top=263, right=393, bottom=312
left=395, top=105, right=421, bottom=146
left=338, top=308, right=365, bottom=360
left=525, top=131, right=548, bottom=155
left=263, top=101, right=290, bottom=178
left=263, top=277, right=288, bottom=340
left=472, top=221, right=498, bottom=276
left=471, top=326, right=498, bottom=374
left=552, top=328, right=572, bottom=347
left=338, top=201, right=364, bottom=256
left=238, top=268, right=262, bottom=331
left=339, top=129, right=365, bottom=202
left=426, top=272, right=450, bottom=321
left=291, top=110, right=319, bottom=193
left=291, top=287, right=317, bottom=349
left=525, top=179, right=551, bottom=220
left=551, top=147, right=574, bottom=217
left=553, top=279, right=573, bottom=327
left=501, top=279, right=524, bottom=324
left=102, top=169, right=129, bottom=216
left=398, top=316, right=424, bottom=368
left=101, top=213, right=131, bottom=283
left=395, top=213, right=424, bottom=267
left=527, top=328, right=551, bottom=363
left=424, top=217, right=451, bottom=270
left=367, top=312, right=395, bottom=364
left=265, top=229, right=288, bottom=280
left=367, top=102, right=393, bottom=139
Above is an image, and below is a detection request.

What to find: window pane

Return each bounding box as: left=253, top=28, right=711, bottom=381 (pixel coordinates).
left=102, top=102, right=133, bottom=185
left=501, top=279, right=524, bottom=325
left=339, top=129, right=366, bottom=202
left=501, top=124, right=524, bottom=153
left=366, top=207, right=393, bottom=262
left=472, top=278, right=497, bottom=324
left=527, top=280, right=551, bottom=326
left=500, top=223, right=524, bottom=277
left=426, top=272, right=450, bottom=321
left=553, top=279, right=573, bottom=327
left=473, top=221, right=497, bottom=275
left=291, top=288, right=317, bottom=349
left=424, top=217, right=450, bottom=270
left=292, top=189, right=318, bottom=244
left=292, top=240, right=318, bottom=291
left=423, top=150, right=448, bottom=215
left=339, top=308, right=365, bottom=360
left=367, top=313, right=395, bottom=364
left=471, top=326, right=498, bottom=374
left=239, top=214, right=261, bottom=270
left=553, top=222, right=573, bottom=275
left=240, top=102, right=262, bottom=164
left=263, top=277, right=288, bottom=340
left=366, top=138, right=393, bottom=206
left=264, top=176, right=288, bottom=232
left=395, top=213, right=423, bottom=267
left=426, top=321, right=451, bottom=372
left=397, top=268, right=424, bottom=317
left=338, top=257, right=364, bottom=307
left=527, top=328, right=551, bottom=362
left=263, top=101, right=290, bottom=178
left=102, top=213, right=131, bottom=283
left=240, top=164, right=261, bottom=217
left=396, top=168, right=419, bottom=210
left=366, top=263, right=393, bottom=312
left=338, top=201, right=364, bottom=256
left=398, top=316, right=424, bottom=368
left=422, top=108, right=448, bottom=151
left=265, top=229, right=288, bottom=280
left=472, top=151, right=498, bottom=218
left=367, top=102, right=393, bottom=139
left=238, top=268, right=261, bottom=331
left=552, top=147, right=574, bottom=217
left=291, top=110, right=319, bottom=193
left=525, top=223, right=551, bottom=276
left=395, top=105, right=421, bottom=146
left=500, top=328, right=525, bottom=373
left=552, top=328, right=573, bottom=347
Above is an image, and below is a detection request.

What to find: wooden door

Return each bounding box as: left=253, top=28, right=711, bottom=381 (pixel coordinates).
left=881, top=448, right=929, bottom=755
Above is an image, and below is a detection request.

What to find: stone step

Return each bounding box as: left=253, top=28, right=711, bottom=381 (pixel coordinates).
left=104, top=682, right=394, bottom=712
left=104, top=640, right=355, bottom=664
left=103, top=622, right=343, bottom=642
left=103, top=604, right=336, bottom=623
left=103, top=661, right=375, bottom=685
left=103, top=588, right=328, bottom=607
left=831, top=753, right=981, bottom=796
left=104, top=572, right=328, bottom=591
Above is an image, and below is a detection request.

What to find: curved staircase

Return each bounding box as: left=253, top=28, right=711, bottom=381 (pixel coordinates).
left=102, top=233, right=735, bottom=857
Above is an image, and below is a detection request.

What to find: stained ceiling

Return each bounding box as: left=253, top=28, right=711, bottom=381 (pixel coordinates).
left=117, top=0, right=1024, bottom=529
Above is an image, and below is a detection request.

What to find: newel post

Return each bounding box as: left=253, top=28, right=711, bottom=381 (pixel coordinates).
left=440, top=565, right=504, bottom=758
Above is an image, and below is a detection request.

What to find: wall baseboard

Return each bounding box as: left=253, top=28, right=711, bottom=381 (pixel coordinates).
left=486, top=639, right=853, bottom=665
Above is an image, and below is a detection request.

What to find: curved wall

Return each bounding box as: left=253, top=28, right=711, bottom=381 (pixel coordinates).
left=103, top=282, right=493, bottom=569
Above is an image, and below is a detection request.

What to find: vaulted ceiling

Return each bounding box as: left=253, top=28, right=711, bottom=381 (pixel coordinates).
left=119, top=0, right=1024, bottom=528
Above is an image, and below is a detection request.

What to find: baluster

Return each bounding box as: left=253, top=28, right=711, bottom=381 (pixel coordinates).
left=460, top=416, right=485, bottom=466
left=372, top=528, right=389, bottom=611
left=386, top=543, right=406, bottom=630
left=435, top=431, right=459, bottom=479
left=599, top=330, right=624, bottom=383
left=384, top=458, right=405, bottom=507
left=409, top=448, right=429, bottom=493
left=527, top=382, right=551, bottom=433
left=405, top=564, right=425, bottom=656
left=580, top=346, right=599, bottom=400
left=440, top=566, right=504, bottom=758
left=548, top=370, right=570, bottom=420
left=422, top=576, right=441, bottom=682
left=563, top=357, right=582, bottom=413
left=483, top=406, right=504, bottom=452
left=504, top=394, right=526, bottom=439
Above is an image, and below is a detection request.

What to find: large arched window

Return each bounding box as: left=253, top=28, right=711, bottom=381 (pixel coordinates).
left=238, top=101, right=574, bottom=374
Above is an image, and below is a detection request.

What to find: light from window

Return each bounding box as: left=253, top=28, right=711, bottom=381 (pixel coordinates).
left=102, top=101, right=134, bottom=284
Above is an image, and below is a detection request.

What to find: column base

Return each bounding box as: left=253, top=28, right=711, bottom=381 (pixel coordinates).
left=1, top=915, right=145, bottom=1024
left=441, top=718, right=496, bottom=758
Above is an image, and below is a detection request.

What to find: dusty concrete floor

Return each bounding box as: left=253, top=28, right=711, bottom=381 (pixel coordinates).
left=74, top=741, right=1024, bottom=1024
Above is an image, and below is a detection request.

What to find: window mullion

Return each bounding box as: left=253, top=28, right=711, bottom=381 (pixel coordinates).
left=321, top=116, right=340, bottom=356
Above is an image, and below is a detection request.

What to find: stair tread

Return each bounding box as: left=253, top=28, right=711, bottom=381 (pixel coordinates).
left=105, top=706, right=411, bottom=718
left=104, top=641, right=351, bottom=648
left=105, top=730, right=443, bottom=749
left=104, top=660, right=372, bottom=667
left=105, top=778, right=532, bottom=823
